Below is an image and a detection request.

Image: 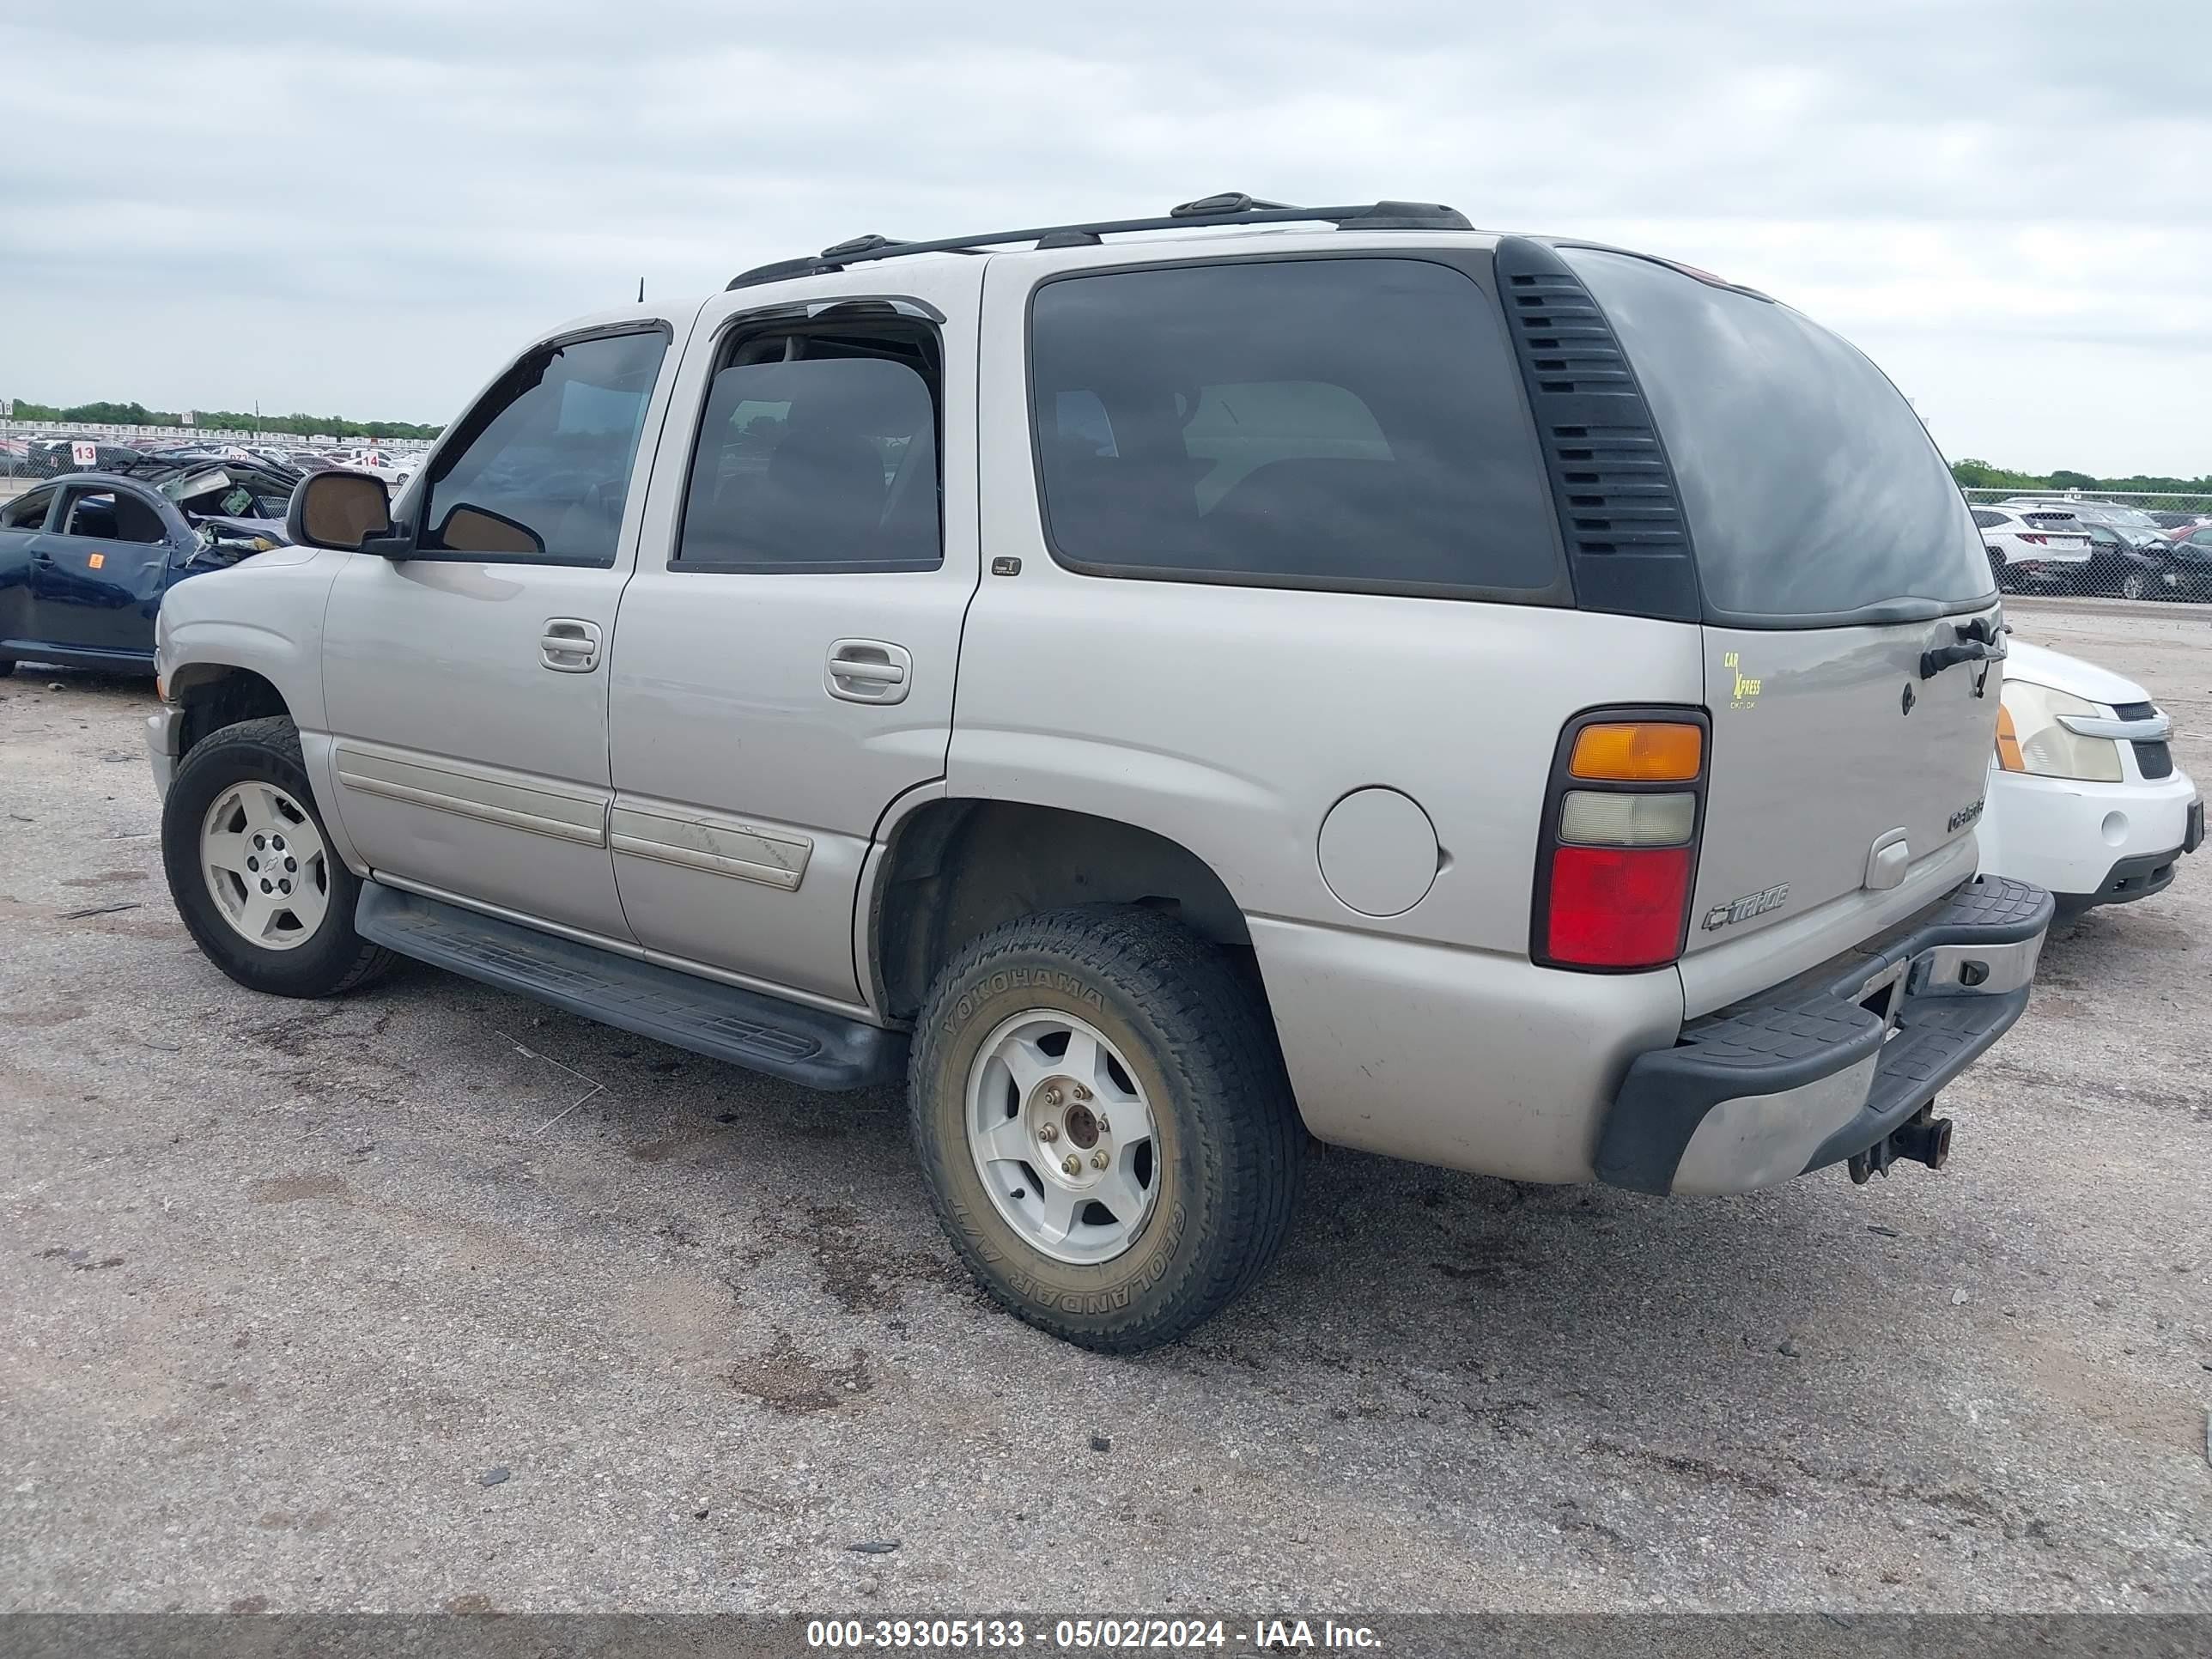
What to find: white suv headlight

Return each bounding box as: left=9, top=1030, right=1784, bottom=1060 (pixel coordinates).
left=1996, top=680, right=2124, bottom=782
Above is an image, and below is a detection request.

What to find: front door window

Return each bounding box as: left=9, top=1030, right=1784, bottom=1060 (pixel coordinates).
left=417, top=328, right=670, bottom=564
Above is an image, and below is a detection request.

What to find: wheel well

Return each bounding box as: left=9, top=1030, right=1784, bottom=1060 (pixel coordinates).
left=872, top=800, right=1256, bottom=1020
left=171, top=665, right=290, bottom=757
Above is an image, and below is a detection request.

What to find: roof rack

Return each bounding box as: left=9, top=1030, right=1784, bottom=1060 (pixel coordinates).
left=726, top=193, right=1473, bottom=289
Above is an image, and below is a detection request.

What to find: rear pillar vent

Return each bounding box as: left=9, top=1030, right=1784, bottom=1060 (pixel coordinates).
left=1495, top=239, right=1700, bottom=621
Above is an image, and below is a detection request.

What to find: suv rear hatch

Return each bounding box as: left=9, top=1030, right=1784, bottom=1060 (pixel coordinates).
left=1554, top=246, right=2005, bottom=1012
left=2017, top=510, right=2095, bottom=551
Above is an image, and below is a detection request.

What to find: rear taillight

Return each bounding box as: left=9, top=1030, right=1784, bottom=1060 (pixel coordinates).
left=1533, top=710, right=1708, bottom=972
left=2020, top=533, right=2049, bottom=545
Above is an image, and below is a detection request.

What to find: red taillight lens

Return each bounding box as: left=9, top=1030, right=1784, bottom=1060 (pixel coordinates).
left=1534, top=708, right=1706, bottom=970
left=1545, top=845, right=1694, bottom=969
left=2021, top=533, right=2048, bottom=545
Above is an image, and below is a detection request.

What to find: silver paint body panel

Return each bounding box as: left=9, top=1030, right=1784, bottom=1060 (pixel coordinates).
left=1690, top=610, right=2004, bottom=972
left=606, top=258, right=988, bottom=1003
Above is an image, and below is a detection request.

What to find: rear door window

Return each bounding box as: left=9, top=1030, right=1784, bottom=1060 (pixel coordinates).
left=1028, top=258, right=1562, bottom=599
left=1562, top=248, right=1988, bottom=623
left=675, top=337, right=942, bottom=573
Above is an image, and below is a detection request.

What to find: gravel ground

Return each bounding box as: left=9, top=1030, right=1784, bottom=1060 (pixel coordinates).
left=2, top=599, right=2207, bottom=1613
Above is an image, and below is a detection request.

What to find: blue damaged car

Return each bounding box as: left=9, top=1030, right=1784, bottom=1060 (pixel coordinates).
left=0, top=459, right=299, bottom=676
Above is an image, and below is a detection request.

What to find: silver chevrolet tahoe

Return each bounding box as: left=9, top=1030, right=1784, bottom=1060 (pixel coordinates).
left=148, top=195, right=2052, bottom=1350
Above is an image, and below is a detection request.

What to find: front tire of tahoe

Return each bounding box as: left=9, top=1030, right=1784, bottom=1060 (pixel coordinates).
left=161, top=715, right=394, bottom=999
left=908, top=905, right=1303, bottom=1352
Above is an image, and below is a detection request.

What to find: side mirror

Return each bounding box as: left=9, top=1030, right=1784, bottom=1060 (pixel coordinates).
left=287, top=469, right=396, bottom=553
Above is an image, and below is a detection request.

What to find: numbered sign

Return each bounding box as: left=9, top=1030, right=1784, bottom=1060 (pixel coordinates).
left=72, top=441, right=100, bottom=467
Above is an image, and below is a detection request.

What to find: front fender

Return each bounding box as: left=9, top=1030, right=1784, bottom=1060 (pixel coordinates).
left=156, top=548, right=344, bottom=732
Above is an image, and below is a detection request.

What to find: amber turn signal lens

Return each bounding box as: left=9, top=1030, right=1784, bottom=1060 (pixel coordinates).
left=1569, top=722, right=1703, bottom=782
left=1994, top=702, right=2025, bottom=773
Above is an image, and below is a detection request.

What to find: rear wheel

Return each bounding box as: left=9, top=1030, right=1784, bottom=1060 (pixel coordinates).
left=0, top=657, right=15, bottom=678
left=161, top=716, right=394, bottom=998
left=908, top=905, right=1303, bottom=1352
left=1985, top=548, right=2014, bottom=592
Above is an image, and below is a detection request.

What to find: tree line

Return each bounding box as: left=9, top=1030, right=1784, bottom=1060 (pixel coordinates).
left=5, top=398, right=442, bottom=441
left=1951, top=459, right=2211, bottom=495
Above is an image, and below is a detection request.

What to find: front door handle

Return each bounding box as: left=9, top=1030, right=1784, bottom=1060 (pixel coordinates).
left=826, top=639, right=912, bottom=704
left=540, top=617, right=603, bottom=672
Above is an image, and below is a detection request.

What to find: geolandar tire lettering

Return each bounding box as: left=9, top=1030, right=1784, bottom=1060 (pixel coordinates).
left=161, top=715, right=395, bottom=1000
left=908, top=905, right=1303, bottom=1352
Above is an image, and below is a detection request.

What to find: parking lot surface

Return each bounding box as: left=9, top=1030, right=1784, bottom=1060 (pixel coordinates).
left=3, top=598, right=2208, bottom=1613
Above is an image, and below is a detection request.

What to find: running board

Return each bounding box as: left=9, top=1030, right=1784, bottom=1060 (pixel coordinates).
left=355, top=882, right=904, bottom=1091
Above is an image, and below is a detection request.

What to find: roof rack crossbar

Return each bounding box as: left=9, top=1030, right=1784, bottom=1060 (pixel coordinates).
left=726, top=198, right=1471, bottom=289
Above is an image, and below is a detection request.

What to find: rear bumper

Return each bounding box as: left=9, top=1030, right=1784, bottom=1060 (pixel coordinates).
left=1595, top=875, right=2053, bottom=1197
left=2000, top=556, right=2090, bottom=589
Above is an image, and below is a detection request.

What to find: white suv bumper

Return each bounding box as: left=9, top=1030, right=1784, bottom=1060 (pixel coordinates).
left=1978, top=763, right=2201, bottom=911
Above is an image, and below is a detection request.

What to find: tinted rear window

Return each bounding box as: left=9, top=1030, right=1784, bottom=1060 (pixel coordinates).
left=1029, top=258, right=1560, bottom=597
left=1563, top=248, right=1988, bottom=622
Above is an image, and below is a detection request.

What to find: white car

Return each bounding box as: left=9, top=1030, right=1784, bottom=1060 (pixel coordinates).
left=1994, top=496, right=2169, bottom=549
left=1971, top=506, right=2094, bottom=592
left=1979, top=639, right=2203, bottom=915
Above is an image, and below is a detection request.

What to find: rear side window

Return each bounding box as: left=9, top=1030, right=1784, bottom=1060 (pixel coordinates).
left=1029, top=258, right=1561, bottom=597
left=1970, top=509, right=2006, bottom=530
left=1562, top=248, right=1988, bottom=623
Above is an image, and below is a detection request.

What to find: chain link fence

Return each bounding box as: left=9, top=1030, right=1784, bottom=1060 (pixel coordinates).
left=1963, top=487, right=2212, bottom=605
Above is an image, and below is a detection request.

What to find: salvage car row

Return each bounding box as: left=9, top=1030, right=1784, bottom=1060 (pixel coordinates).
left=0, top=435, right=428, bottom=487
left=1975, top=495, right=2212, bottom=601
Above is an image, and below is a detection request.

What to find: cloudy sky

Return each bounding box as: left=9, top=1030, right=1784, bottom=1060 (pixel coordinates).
left=3, top=1, right=2205, bottom=476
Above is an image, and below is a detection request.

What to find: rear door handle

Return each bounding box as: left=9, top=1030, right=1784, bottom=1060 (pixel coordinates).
left=540, top=617, right=602, bottom=672
left=826, top=639, right=912, bottom=704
